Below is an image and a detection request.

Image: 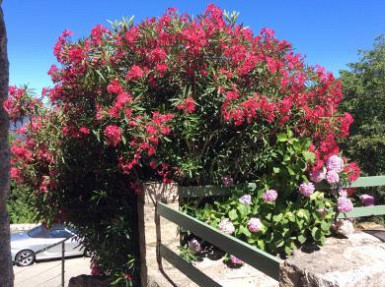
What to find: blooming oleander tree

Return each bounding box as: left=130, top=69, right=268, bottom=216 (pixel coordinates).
left=8, top=4, right=361, bottom=282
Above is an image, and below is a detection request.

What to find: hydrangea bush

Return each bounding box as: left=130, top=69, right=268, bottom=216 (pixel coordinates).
left=7, top=4, right=362, bottom=282
left=184, top=130, right=360, bottom=257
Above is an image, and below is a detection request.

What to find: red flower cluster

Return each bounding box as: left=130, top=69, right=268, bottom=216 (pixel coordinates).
left=344, top=162, right=361, bottom=182
left=119, top=112, right=174, bottom=175
left=4, top=86, right=41, bottom=122
left=104, top=125, right=122, bottom=147
left=10, top=117, right=56, bottom=194
left=176, top=96, right=196, bottom=114
left=126, top=65, right=145, bottom=81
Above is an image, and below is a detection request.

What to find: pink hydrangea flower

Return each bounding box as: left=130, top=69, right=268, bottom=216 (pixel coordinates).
left=299, top=182, right=315, bottom=197
left=230, top=255, right=244, bottom=265
left=326, top=155, right=344, bottom=173
left=248, top=217, right=262, bottom=233
left=239, top=194, right=252, bottom=205
left=360, top=194, right=375, bottom=206
left=326, top=170, right=340, bottom=184
left=310, top=167, right=326, bottom=183
left=263, top=189, right=278, bottom=202
left=338, top=188, right=347, bottom=197
left=219, top=219, right=235, bottom=235
left=337, top=197, right=354, bottom=213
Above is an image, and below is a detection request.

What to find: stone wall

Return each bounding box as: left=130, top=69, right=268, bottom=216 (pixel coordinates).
left=279, top=231, right=385, bottom=287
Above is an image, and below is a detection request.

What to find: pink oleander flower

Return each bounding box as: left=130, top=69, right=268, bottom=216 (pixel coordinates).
left=10, top=167, right=20, bottom=178
left=221, top=175, right=233, bottom=186
left=326, top=155, right=344, bottom=173
left=337, top=197, right=353, bottom=213
left=124, top=274, right=132, bottom=281
left=248, top=217, right=262, bottom=233
left=299, top=182, right=315, bottom=198
left=263, top=189, right=278, bottom=202
left=188, top=238, right=202, bottom=253
left=239, top=194, right=252, bottom=205
left=104, top=125, right=122, bottom=147
left=326, top=170, right=340, bottom=184
left=310, top=167, right=326, bottom=183
left=176, top=96, right=196, bottom=114
left=126, top=65, right=144, bottom=80
left=360, top=194, right=375, bottom=206
left=79, top=126, right=90, bottom=134
left=230, top=255, right=244, bottom=266
left=219, top=219, right=235, bottom=235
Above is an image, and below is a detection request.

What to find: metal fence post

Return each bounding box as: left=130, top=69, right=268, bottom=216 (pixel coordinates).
left=61, top=241, right=65, bottom=287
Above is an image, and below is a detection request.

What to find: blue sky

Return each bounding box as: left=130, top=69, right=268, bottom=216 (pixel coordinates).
left=3, top=1, right=385, bottom=94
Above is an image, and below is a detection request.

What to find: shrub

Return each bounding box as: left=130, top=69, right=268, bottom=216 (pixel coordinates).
left=184, top=130, right=355, bottom=257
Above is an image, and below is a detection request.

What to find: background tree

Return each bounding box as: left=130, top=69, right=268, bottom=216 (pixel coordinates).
left=0, top=1, right=14, bottom=286
left=340, top=36, right=385, bottom=203
left=7, top=183, right=38, bottom=224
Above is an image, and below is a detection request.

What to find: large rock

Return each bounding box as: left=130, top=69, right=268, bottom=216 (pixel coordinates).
left=68, top=275, right=111, bottom=287
left=280, top=231, right=385, bottom=287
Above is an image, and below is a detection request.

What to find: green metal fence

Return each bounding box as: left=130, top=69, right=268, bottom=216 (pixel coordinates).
left=338, top=175, right=385, bottom=218
left=157, top=176, right=385, bottom=286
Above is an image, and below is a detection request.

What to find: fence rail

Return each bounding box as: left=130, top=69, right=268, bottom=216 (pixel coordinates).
left=179, top=176, right=385, bottom=198
left=337, top=205, right=385, bottom=218
left=157, top=201, right=281, bottom=286
left=159, top=243, right=222, bottom=287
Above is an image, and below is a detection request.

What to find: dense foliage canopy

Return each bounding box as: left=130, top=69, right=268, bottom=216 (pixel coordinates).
left=6, top=5, right=362, bottom=284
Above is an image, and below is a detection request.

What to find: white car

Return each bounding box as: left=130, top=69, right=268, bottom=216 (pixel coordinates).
left=11, top=224, right=85, bottom=266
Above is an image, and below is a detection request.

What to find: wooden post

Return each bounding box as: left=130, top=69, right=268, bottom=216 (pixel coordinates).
left=155, top=202, right=163, bottom=271
left=137, top=189, right=147, bottom=287
left=137, top=182, right=179, bottom=286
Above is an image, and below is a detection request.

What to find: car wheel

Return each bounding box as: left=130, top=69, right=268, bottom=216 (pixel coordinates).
left=15, top=250, right=35, bottom=267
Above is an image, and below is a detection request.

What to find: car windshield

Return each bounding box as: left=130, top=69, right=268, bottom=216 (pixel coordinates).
left=27, top=224, right=76, bottom=238
left=28, top=225, right=49, bottom=238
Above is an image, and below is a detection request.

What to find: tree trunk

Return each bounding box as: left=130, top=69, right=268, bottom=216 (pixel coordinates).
left=0, top=1, right=14, bottom=286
